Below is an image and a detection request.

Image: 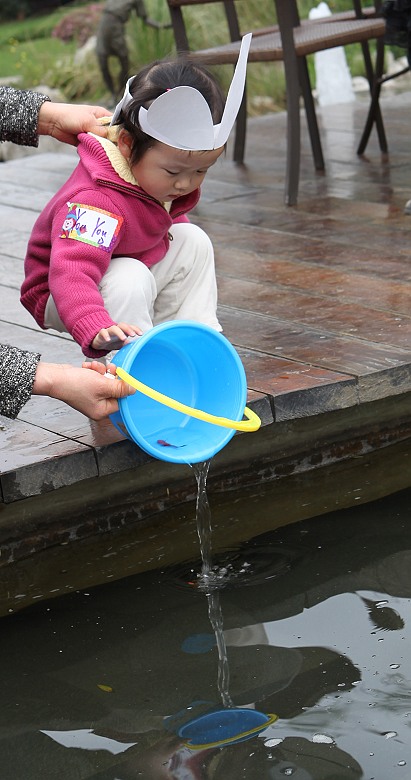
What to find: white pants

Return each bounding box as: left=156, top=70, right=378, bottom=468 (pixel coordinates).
left=45, top=222, right=221, bottom=337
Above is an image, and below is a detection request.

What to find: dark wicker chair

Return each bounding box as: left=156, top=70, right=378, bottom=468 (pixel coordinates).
left=358, top=0, right=411, bottom=155
left=166, top=0, right=386, bottom=205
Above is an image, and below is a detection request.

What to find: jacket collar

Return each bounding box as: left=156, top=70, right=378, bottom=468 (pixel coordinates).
left=78, top=132, right=200, bottom=213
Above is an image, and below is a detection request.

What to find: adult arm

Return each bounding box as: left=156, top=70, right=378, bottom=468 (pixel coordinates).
left=36, top=100, right=111, bottom=145
left=32, top=360, right=135, bottom=420
left=0, top=343, right=40, bottom=418
left=0, top=86, right=110, bottom=148
left=0, top=86, right=49, bottom=147
left=0, top=343, right=135, bottom=420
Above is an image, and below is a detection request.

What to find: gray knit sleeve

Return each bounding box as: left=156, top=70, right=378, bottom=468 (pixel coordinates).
left=0, top=344, right=41, bottom=419
left=0, top=86, right=50, bottom=147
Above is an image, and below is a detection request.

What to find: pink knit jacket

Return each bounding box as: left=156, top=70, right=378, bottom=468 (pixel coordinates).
left=21, top=133, right=200, bottom=357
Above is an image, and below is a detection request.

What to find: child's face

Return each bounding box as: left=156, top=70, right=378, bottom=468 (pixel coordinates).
left=118, top=132, right=224, bottom=202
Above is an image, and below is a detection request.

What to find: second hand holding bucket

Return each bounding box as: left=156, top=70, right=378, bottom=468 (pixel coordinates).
left=110, top=321, right=261, bottom=464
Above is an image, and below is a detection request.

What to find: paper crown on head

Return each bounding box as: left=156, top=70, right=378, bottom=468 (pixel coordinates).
left=110, top=32, right=252, bottom=150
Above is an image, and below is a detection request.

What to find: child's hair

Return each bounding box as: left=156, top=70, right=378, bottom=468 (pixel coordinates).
left=115, top=57, right=226, bottom=165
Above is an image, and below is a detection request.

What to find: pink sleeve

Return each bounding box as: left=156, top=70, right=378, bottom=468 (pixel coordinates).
left=49, top=197, right=123, bottom=357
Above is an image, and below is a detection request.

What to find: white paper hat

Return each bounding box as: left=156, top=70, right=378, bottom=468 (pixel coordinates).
left=110, top=32, right=252, bottom=150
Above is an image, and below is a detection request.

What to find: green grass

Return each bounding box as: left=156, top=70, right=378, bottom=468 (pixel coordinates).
left=0, top=1, right=176, bottom=100
left=0, top=36, right=77, bottom=88
left=0, top=2, right=88, bottom=92
left=0, top=0, right=379, bottom=109
left=0, top=5, right=78, bottom=46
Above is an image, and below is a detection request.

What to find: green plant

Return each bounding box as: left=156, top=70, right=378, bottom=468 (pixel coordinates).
left=52, top=3, right=102, bottom=46
left=2, top=35, right=77, bottom=89
left=0, top=3, right=87, bottom=46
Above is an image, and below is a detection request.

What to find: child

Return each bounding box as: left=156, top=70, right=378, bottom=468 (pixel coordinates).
left=21, top=34, right=251, bottom=359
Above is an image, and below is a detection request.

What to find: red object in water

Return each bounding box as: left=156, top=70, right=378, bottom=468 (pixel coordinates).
left=158, top=439, right=172, bottom=447
left=157, top=439, right=185, bottom=448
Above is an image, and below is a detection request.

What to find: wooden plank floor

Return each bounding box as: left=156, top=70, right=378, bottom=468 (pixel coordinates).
left=1, top=88, right=411, bottom=561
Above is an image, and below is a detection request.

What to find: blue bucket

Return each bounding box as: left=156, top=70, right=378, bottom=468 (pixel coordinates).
left=178, top=708, right=278, bottom=749
left=110, top=321, right=258, bottom=464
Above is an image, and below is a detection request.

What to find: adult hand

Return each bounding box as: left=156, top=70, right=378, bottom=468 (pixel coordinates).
left=32, top=361, right=135, bottom=420
left=37, top=101, right=111, bottom=146
left=91, top=323, right=142, bottom=352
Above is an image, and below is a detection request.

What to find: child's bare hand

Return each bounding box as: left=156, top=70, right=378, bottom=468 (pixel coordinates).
left=91, top=323, right=142, bottom=351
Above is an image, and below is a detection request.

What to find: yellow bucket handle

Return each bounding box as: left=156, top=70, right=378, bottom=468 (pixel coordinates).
left=116, top=367, right=261, bottom=432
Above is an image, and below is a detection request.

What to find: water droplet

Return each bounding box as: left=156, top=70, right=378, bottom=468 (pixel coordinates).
left=398, top=760, right=406, bottom=766
left=282, top=769, right=294, bottom=776
left=383, top=731, right=397, bottom=739
left=312, top=733, right=334, bottom=744
left=264, top=738, right=283, bottom=748
left=390, top=664, right=400, bottom=669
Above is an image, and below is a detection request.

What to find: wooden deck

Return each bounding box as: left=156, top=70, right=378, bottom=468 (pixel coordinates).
left=1, top=88, right=411, bottom=572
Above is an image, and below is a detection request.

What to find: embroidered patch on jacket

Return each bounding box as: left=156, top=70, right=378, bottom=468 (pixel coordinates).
left=59, top=202, right=123, bottom=251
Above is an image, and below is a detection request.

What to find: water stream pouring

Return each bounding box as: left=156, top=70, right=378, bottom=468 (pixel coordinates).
left=110, top=321, right=261, bottom=463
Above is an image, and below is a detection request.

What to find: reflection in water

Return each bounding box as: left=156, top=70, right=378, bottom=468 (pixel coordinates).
left=0, top=489, right=411, bottom=777
left=206, top=590, right=234, bottom=709
left=359, top=596, right=405, bottom=632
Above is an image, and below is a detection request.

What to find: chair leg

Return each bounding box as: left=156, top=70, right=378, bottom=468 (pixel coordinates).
left=283, top=63, right=301, bottom=206
left=233, top=89, right=246, bottom=163
left=275, top=0, right=302, bottom=205
left=357, top=79, right=383, bottom=155
left=357, top=37, right=388, bottom=155
left=298, top=57, right=325, bottom=171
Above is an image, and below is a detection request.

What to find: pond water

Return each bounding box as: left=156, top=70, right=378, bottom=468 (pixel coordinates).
left=1, top=484, right=411, bottom=779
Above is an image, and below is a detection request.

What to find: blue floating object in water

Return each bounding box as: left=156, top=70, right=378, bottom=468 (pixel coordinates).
left=178, top=707, right=278, bottom=749
left=181, top=633, right=216, bottom=654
